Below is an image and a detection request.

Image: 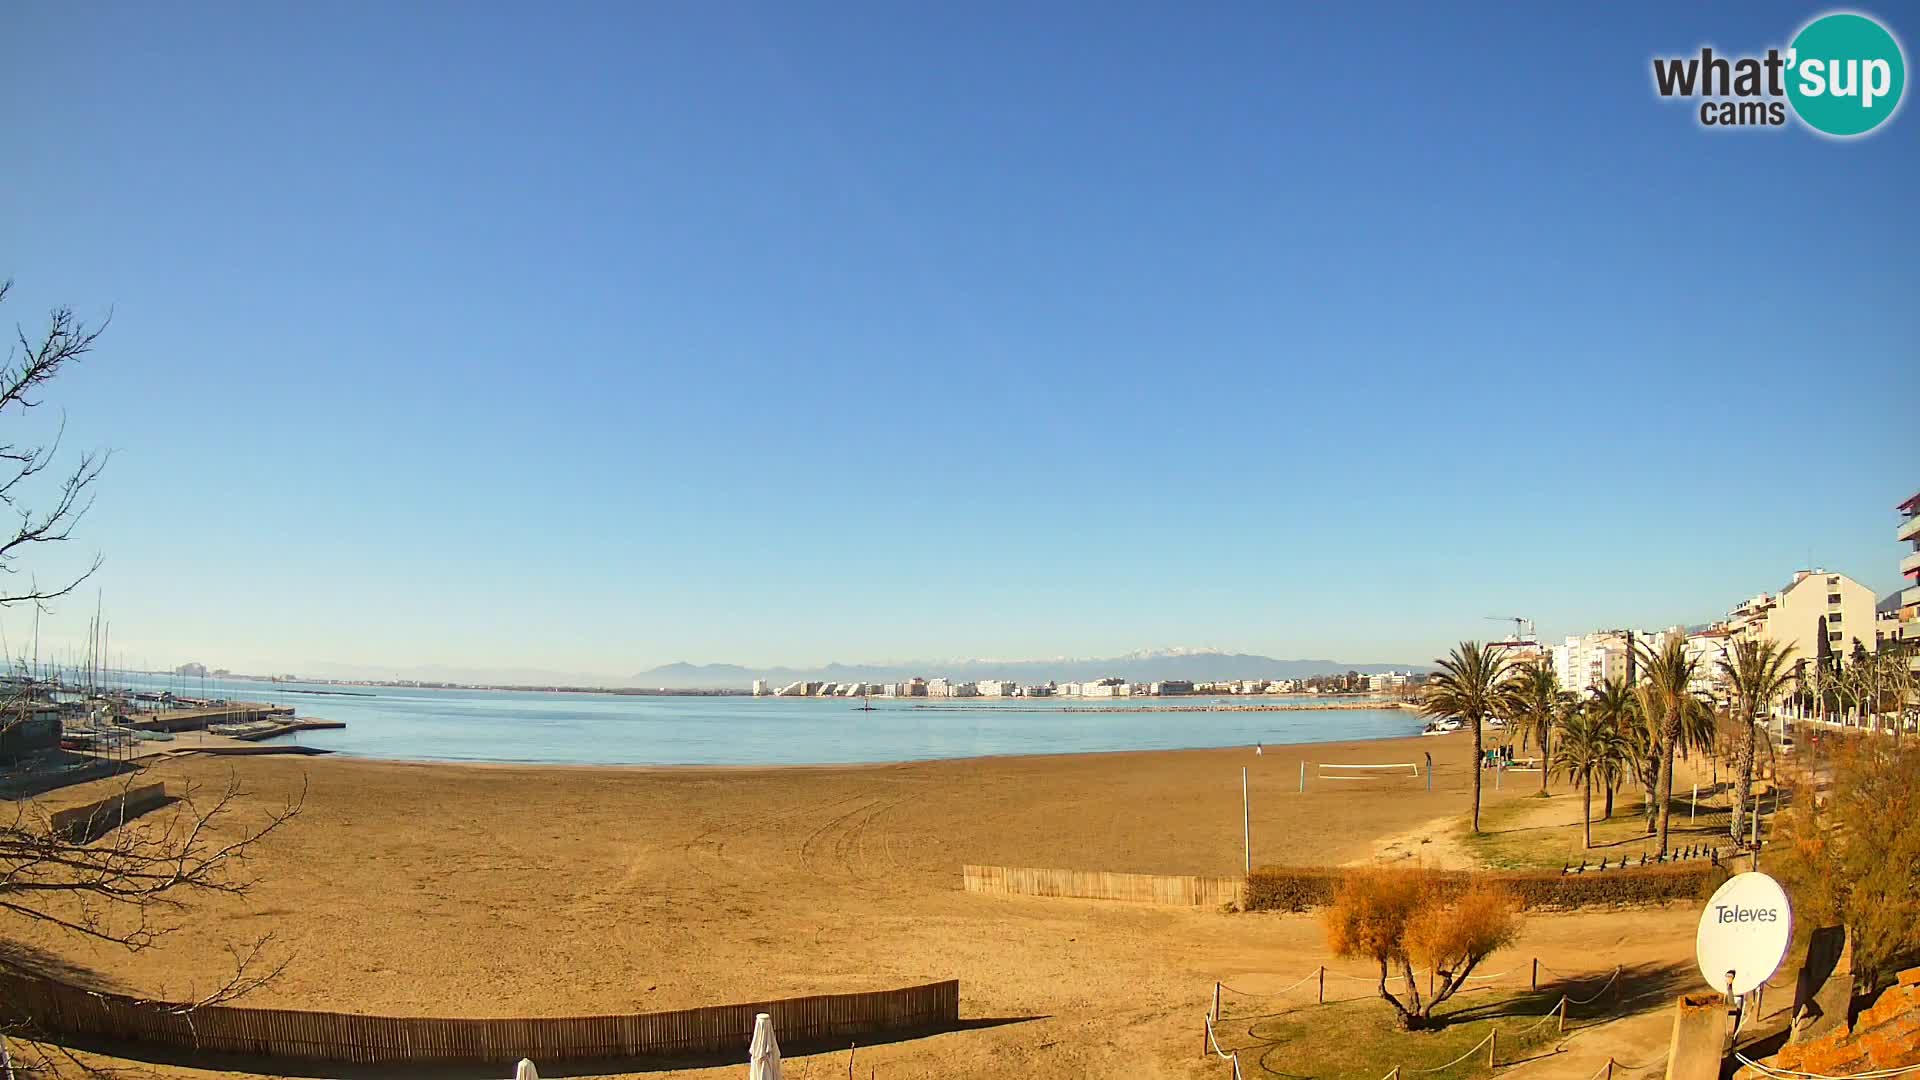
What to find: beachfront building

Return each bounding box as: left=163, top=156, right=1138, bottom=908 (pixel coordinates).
left=1023, top=684, right=1055, bottom=697
left=1900, top=491, right=1920, bottom=665
left=1877, top=602, right=1904, bottom=651
left=1685, top=628, right=1736, bottom=702
left=1057, top=681, right=1082, bottom=697
left=1082, top=677, right=1131, bottom=698
left=975, top=680, right=1012, bottom=698
left=1490, top=639, right=1546, bottom=668
left=1728, top=569, right=1879, bottom=661
left=751, top=679, right=768, bottom=697
left=1549, top=632, right=1637, bottom=696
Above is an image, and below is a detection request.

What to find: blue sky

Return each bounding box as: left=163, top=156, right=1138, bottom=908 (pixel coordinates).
left=3, top=2, right=1914, bottom=680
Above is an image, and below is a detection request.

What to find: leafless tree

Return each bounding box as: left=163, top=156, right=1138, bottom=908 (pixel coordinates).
left=0, top=281, right=305, bottom=1075
left=0, top=281, right=109, bottom=611
left=0, top=770, right=305, bottom=1076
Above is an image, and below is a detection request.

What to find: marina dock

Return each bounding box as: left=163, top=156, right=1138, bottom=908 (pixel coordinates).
left=217, top=717, right=346, bottom=741
left=130, top=702, right=296, bottom=733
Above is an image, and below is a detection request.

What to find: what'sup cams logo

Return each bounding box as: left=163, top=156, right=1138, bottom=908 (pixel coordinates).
left=1653, top=11, right=1905, bottom=137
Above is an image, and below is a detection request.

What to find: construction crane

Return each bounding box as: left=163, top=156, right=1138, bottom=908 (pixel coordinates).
left=1483, top=616, right=1536, bottom=643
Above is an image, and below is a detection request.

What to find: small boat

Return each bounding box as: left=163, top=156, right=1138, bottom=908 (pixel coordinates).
left=1420, top=718, right=1465, bottom=736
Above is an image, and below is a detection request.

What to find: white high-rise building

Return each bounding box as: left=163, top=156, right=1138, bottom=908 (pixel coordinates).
left=751, top=679, right=768, bottom=697
left=1899, top=491, right=1920, bottom=662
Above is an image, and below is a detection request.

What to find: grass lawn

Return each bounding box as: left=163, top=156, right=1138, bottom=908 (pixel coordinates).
left=1212, top=986, right=1574, bottom=1080
left=1462, top=779, right=1765, bottom=871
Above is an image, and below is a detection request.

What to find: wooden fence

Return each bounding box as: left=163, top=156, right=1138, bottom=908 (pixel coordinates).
left=963, top=863, right=1244, bottom=907
left=48, top=783, right=169, bottom=841
left=0, top=969, right=959, bottom=1066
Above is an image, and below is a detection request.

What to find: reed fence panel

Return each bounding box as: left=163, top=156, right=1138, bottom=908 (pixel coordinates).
left=0, top=970, right=959, bottom=1066
left=963, top=863, right=1244, bottom=906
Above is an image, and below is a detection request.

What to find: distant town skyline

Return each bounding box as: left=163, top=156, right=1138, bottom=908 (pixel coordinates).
left=4, top=3, right=1912, bottom=678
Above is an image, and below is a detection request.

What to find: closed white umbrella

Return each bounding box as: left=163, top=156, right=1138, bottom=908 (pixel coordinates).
left=749, top=1012, right=783, bottom=1080
left=514, top=1059, right=539, bottom=1080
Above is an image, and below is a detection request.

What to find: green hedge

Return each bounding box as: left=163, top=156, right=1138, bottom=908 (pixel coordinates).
left=1243, top=861, right=1726, bottom=913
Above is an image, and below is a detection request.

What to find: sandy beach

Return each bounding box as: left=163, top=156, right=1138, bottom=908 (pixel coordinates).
left=13, top=733, right=1706, bottom=1079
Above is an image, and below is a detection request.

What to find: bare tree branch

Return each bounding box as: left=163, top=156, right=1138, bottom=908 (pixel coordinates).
left=0, top=282, right=110, bottom=611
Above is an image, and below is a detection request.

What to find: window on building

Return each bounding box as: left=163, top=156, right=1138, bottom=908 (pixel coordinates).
left=1830, top=631, right=1843, bottom=642
left=1830, top=612, right=1842, bottom=623
left=1828, top=593, right=1842, bottom=605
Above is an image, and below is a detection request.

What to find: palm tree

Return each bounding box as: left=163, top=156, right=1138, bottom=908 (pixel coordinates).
left=1551, top=703, right=1628, bottom=849
left=1627, top=682, right=1665, bottom=834
left=1500, top=659, right=1567, bottom=796
left=1423, top=641, right=1516, bottom=834
left=1636, top=635, right=1705, bottom=856
left=1678, top=689, right=1718, bottom=763
left=1588, top=676, right=1638, bottom=818
left=1718, top=637, right=1797, bottom=848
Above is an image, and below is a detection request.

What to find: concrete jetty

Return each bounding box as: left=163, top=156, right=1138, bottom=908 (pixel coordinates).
left=129, top=702, right=295, bottom=732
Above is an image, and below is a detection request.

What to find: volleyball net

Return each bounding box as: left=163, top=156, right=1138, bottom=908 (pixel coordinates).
left=1314, top=762, right=1421, bottom=781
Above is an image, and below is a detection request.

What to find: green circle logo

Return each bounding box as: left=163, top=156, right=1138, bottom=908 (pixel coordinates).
left=1787, top=12, right=1906, bottom=136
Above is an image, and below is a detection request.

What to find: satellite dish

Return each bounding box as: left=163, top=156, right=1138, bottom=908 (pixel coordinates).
left=1696, top=872, right=1793, bottom=997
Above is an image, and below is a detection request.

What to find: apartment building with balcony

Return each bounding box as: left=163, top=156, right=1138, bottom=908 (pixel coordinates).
left=1899, top=490, right=1920, bottom=657
left=1727, top=569, right=1878, bottom=663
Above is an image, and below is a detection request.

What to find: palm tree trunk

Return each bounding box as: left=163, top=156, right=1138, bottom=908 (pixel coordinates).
left=1471, top=714, right=1483, bottom=834
left=1603, top=779, right=1615, bottom=819
left=1540, top=725, right=1550, bottom=796
left=1582, top=778, right=1593, bottom=849
left=1732, top=713, right=1755, bottom=846
left=1657, top=722, right=1676, bottom=855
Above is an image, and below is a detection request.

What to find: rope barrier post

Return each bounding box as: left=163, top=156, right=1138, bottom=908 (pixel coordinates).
left=1489, top=1028, right=1498, bottom=1069
left=1318, top=965, right=1325, bottom=1004
left=1213, top=981, right=1221, bottom=1023
left=1558, top=995, right=1568, bottom=1033
left=1202, top=1012, right=1208, bottom=1059
left=1692, top=783, right=1698, bottom=823
left=1605, top=1058, right=1613, bottom=1080
left=1531, top=957, right=1538, bottom=992
left=1300, top=759, right=1306, bottom=793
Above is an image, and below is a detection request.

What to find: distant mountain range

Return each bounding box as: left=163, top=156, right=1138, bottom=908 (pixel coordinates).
left=629, top=648, right=1429, bottom=690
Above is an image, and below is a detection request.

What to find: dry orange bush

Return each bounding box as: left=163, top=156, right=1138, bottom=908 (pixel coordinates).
left=1322, top=866, right=1522, bottom=1030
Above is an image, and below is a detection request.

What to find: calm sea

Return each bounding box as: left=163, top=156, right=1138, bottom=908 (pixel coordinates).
left=115, top=675, right=1423, bottom=766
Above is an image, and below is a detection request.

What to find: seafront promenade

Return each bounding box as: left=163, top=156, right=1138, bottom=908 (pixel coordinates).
left=911, top=699, right=1414, bottom=713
